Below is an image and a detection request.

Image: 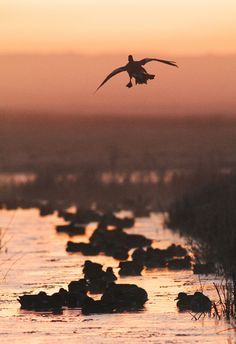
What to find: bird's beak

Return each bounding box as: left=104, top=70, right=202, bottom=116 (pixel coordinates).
left=174, top=297, right=179, bottom=301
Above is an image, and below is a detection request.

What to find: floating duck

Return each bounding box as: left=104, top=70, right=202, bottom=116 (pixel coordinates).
left=101, top=283, right=148, bottom=311
left=118, top=260, right=144, bottom=276
left=96, top=55, right=178, bottom=91
left=82, top=261, right=117, bottom=294
left=18, top=290, right=65, bottom=310
left=167, top=255, right=192, bottom=270
left=175, top=292, right=212, bottom=312
left=56, top=223, right=86, bottom=236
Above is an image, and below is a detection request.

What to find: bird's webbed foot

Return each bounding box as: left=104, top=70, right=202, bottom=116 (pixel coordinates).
left=126, top=81, right=133, bottom=88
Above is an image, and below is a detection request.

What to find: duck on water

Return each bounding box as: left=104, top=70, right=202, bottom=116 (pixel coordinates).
left=175, top=292, right=212, bottom=313
left=96, top=55, right=178, bottom=91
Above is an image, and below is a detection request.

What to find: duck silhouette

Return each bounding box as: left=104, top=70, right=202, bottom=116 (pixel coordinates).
left=175, top=292, right=212, bottom=312
left=118, top=260, right=144, bottom=276
left=167, top=255, right=191, bottom=270
left=96, top=55, right=178, bottom=91
left=18, top=290, right=65, bottom=310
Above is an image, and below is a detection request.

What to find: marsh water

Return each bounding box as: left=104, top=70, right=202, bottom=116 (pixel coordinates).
left=0, top=208, right=235, bottom=344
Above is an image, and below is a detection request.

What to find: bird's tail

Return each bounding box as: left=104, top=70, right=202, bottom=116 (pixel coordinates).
left=134, top=72, right=155, bottom=84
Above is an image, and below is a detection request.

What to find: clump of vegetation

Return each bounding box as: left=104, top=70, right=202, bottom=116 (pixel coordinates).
left=212, top=280, right=234, bottom=320
left=169, top=173, right=236, bottom=317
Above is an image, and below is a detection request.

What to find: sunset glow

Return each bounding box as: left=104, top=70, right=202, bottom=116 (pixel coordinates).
left=1, top=0, right=236, bottom=55
left=0, top=1, right=236, bottom=116
left=1, top=2, right=236, bottom=344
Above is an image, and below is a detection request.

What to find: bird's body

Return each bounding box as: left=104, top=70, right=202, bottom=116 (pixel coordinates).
left=175, top=292, right=212, bottom=312
left=96, top=55, right=178, bottom=91
left=126, top=58, right=148, bottom=79
left=18, top=290, right=65, bottom=310
left=127, top=59, right=141, bottom=75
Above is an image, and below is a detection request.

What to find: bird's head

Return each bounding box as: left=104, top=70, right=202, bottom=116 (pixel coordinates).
left=128, top=55, right=134, bottom=62
left=174, top=292, right=187, bottom=301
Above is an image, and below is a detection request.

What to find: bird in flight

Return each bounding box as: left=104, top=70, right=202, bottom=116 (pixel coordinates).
left=96, top=55, right=178, bottom=92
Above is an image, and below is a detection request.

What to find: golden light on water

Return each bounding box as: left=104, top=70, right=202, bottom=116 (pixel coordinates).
left=0, top=1, right=236, bottom=342
left=0, top=208, right=234, bottom=343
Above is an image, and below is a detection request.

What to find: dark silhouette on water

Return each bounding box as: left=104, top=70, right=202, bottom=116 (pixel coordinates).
left=175, top=292, right=212, bottom=313
left=96, top=55, right=178, bottom=91
left=18, top=260, right=148, bottom=314
left=167, top=255, right=192, bottom=270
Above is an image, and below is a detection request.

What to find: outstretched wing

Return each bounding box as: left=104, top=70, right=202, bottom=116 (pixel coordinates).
left=96, top=66, right=127, bottom=92
left=139, top=58, right=178, bottom=68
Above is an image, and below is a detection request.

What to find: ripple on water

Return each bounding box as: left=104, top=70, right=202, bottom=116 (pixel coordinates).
left=0, top=208, right=235, bottom=344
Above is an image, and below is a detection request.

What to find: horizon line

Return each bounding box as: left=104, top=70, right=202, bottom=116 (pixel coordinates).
left=1, top=110, right=236, bottom=121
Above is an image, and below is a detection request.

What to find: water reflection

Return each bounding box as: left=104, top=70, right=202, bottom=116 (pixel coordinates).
left=0, top=173, right=36, bottom=185
left=0, top=209, right=235, bottom=343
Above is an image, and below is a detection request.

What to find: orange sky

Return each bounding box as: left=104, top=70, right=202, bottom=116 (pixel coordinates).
left=0, top=54, right=236, bottom=116
left=0, top=1, right=236, bottom=116
left=1, top=0, right=236, bottom=55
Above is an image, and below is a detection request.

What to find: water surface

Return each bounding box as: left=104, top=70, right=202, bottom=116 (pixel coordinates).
left=0, top=209, right=235, bottom=343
